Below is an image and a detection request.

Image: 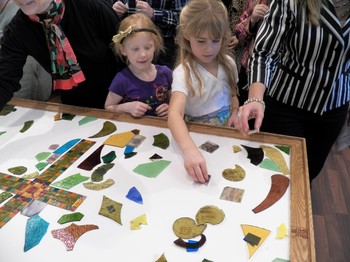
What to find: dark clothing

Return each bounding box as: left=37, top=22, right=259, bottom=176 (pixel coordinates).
left=114, top=0, right=187, bottom=69
left=109, top=65, right=172, bottom=116
left=261, top=97, right=349, bottom=182
left=249, top=0, right=350, bottom=114
left=0, top=0, right=124, bottom=110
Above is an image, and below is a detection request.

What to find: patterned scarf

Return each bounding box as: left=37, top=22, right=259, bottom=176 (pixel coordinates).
left=29, top=0, right=85, bottom=90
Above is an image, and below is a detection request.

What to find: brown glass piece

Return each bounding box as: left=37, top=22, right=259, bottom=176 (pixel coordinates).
left=173, top=234, right=206, bottom=249
left=78, top=145, right=104, bottom=171
left=252, top=174, right=290, bottom=214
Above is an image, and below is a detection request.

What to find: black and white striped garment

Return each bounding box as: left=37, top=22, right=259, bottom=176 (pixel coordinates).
left=248, top=0, right=350, bottom=114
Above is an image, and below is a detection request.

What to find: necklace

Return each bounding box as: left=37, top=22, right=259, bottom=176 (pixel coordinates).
left=0, top=0, right=10, bottom=15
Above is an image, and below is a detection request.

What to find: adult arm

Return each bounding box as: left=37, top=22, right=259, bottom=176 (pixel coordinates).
left=0, top=17, right=30, bottom=109
left=234, top=0, right=293, bottom=135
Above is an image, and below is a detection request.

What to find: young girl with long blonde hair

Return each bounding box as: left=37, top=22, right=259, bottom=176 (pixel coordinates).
left=168, top=0, right=239, bottom=183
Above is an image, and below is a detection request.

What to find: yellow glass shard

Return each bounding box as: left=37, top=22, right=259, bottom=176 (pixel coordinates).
left=276, top=223, right=287, bottom=239
left=232, top=145, right=241, bottom=153
left=103, top=131, right=135, bottom=147
left=130, top=214, right=147, bottom=230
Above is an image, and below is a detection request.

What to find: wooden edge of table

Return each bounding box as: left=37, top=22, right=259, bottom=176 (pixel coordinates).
left=7, top=98, right=316, bottom=261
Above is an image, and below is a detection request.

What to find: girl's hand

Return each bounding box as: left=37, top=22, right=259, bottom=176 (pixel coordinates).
left=155, top=103, right=169, bottom=117
left=126, top=101, right=151, bottom=117
left=112, top=1, right=128, bottom=17
left=183, top=149, right=209, bottom=183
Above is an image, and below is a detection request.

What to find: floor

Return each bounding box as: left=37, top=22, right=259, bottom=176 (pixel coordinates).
left=311, top=145, right=350, bottom=262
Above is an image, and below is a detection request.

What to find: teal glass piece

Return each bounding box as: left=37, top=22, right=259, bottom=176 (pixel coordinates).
left=24, top=215, right=49, bottom=252
left=53, top=138, right=80, bottom=154
left=79, top=116, right=98, bottom=126
left=102, top=151, right=116, bottom=164
left=259, top=158, right=281, bottom=172
left=124, top=145, right=134, bottom=154
left=0, top=131, right=6, bottom=136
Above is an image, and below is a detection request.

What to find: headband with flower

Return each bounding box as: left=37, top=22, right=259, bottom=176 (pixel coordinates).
left=112, top=26, right=158, bottom=44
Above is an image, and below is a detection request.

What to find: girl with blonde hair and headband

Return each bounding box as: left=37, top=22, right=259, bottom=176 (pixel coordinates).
left=105, top=13, right=172, bottom=117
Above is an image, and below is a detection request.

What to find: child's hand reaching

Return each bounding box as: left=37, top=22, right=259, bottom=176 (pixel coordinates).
left=125, top=101, right=152, bottom=117
left=155, top=103, right=169, bottom=117
left=183, top=149, right=209, bottom=183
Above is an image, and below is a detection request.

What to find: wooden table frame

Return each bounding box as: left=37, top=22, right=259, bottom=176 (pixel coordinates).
left=6, top=98, right=316, bottom=261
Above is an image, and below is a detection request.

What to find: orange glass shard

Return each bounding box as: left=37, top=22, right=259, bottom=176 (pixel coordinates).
left=252, top=174, right=290, bottom=214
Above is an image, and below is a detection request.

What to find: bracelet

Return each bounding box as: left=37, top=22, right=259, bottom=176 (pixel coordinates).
left=244, top=98, right=265, bottom=110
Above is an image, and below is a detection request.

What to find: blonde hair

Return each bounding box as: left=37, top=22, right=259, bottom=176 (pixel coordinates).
left=299, top=0, right=322, bottom=26
left=111, top=13, right=164, bottom=63
left=175, top=0, right=237, bottom=97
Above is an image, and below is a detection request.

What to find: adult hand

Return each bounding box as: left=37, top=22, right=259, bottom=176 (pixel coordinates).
left=112, top=1, right=128, bottom=17
left=250, top=4, right=269, bottom=24
left=183, top=149, right=209, bottom=183
left=155, top=103, right=169, bottom=117
left=136, top=0, right=154, bottom=18
left=126, top=101, right=151, bottom=117
left=234, top=101, right=264, bottom=136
